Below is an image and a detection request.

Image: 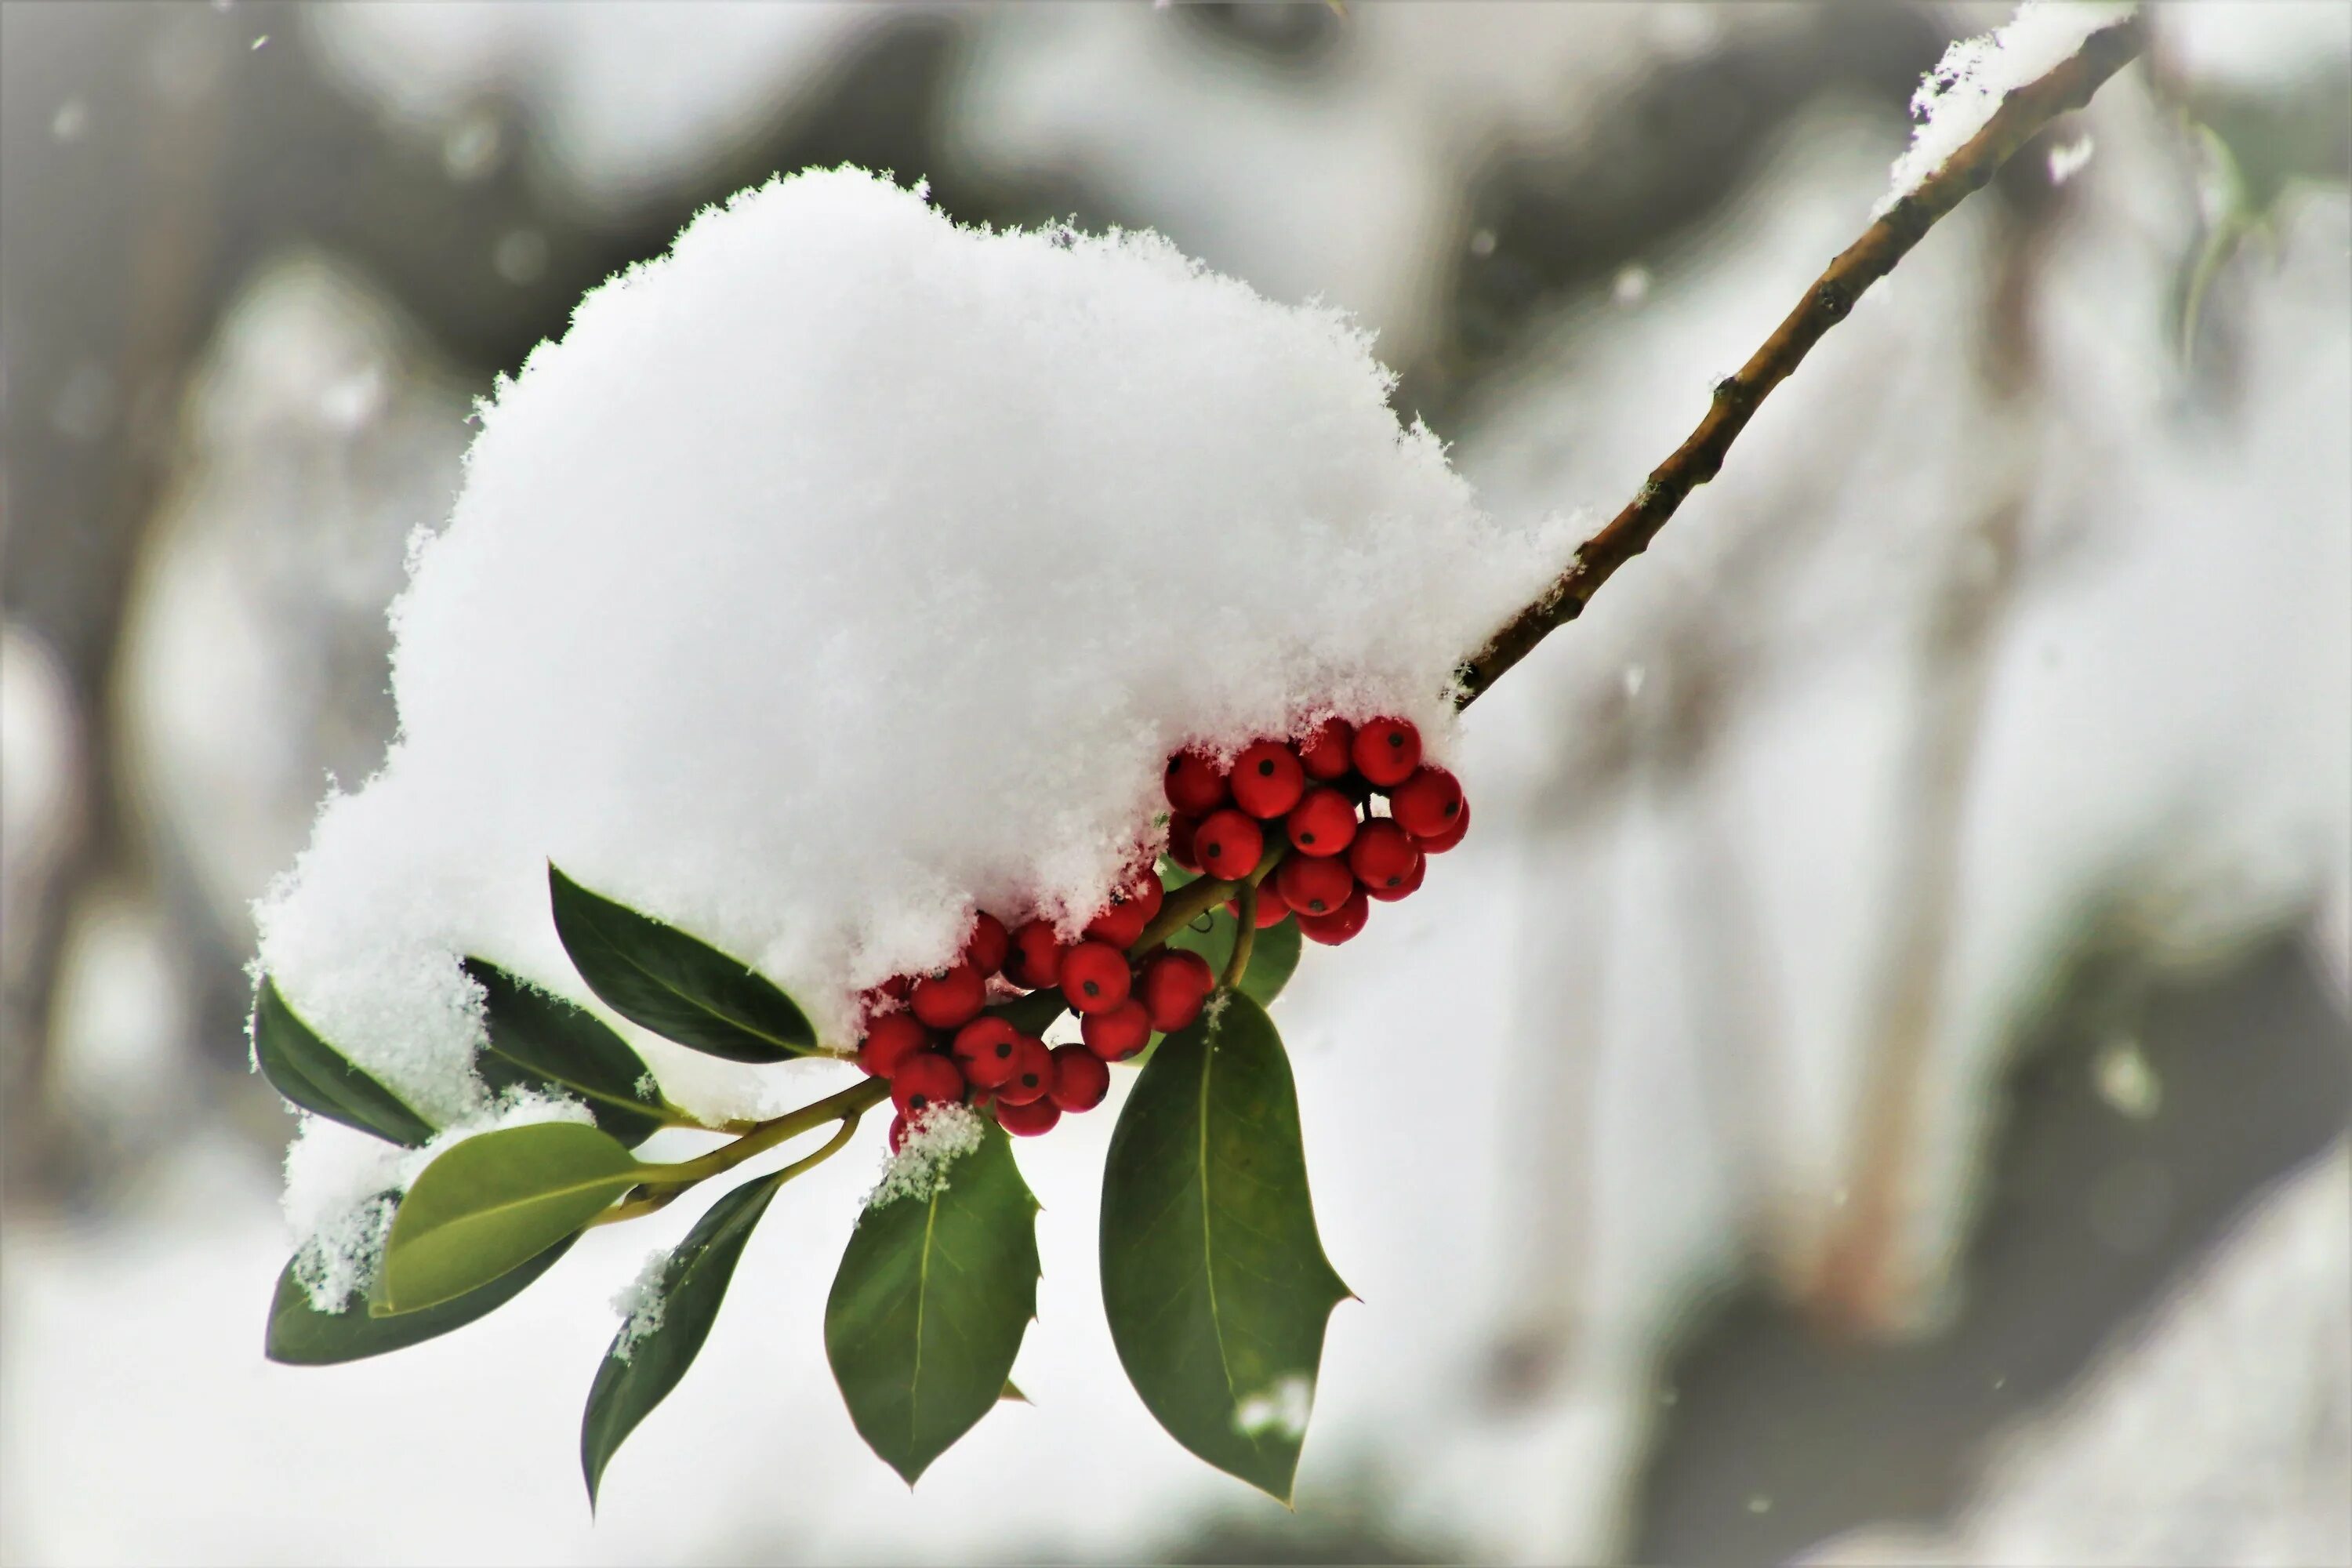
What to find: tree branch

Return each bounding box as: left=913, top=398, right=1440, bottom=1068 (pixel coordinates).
left=1456, top=15, right=2145, bottom=709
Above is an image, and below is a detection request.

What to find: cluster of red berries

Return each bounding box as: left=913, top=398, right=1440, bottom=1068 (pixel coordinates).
left=1165, top=714, right=1466, bottom=946
left=855, top=714, right=1464, bottom=1145
left=855, top=877, right=1214, bottom=1142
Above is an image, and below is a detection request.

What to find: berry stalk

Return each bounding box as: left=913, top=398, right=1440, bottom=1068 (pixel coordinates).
left=1224, top=882, right=1258, bottom=993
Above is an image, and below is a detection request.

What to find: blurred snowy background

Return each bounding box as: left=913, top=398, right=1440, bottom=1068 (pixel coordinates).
left=2, top=3, right=2347, bottom=1564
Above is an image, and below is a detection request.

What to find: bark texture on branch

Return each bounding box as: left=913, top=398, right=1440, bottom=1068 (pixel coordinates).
left=1456, top=15, right=2146, bottom=708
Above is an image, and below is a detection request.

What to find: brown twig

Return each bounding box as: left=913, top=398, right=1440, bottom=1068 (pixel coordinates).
left=1455, top=15, right=2145, bottom=709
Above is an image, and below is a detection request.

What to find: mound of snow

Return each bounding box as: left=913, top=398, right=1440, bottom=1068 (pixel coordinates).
left=252, top=168, right=1571, bottom=1126
left=1880, top=2, right=2136, bottom=212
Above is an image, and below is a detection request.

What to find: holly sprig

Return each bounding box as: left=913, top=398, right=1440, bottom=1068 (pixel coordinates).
left=261, top=848, right=1331, bottom=1505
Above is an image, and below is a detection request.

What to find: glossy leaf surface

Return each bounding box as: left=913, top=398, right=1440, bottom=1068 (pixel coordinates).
left=466, top=958, right=666, bottom=1146
left=266, top=1226, right=573, bottom=1365
left=381, top=1121, right=641, bottom=1313
left=825, top=1124, right=1039, bottom=1483
left=1099, top=993, right=1348, bottom=1501
left=548, top=863, right=815, bottom=1062
left=581, top=1171, right=784, bottom=1504
left=252, top=980, right=434, bottom=1147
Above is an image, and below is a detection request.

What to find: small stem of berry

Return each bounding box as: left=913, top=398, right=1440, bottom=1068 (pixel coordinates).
left=596, top=1105, right=867, bottom=1228
left=1224, top=884, right=1258, bottom=991
left=1133, top=840, right=1290, bottom=956
left=1133, top=874, right=1236, bottom=954
left=641, top=1076, right=888, bottom=1191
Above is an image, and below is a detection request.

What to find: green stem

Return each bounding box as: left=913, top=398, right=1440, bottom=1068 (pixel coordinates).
left=596, top=1104, right=867, bottom=1229
left=648, top=1076, right=888, bottom=1188
left=1223, top=882, right=1258, bottom=991
left=1134, top=839, right=1287, bottom=955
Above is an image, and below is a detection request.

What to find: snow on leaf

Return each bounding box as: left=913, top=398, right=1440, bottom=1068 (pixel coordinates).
left=864, top=1102, right=985, bottom=1211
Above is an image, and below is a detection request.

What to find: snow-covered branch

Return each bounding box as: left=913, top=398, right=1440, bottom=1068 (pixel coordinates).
left=1455, top=8, right=2145, bottom=707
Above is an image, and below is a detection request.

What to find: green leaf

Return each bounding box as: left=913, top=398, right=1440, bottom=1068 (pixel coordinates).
left=1000, top=1380, right=1029, bottom=1404
left=548, top=864, right=815, bottom=1062
left=252, top=980, right=435, bottom=1147
left=1099, top=993, right=1349, bottom=1503
left=1167, top=906, right=1302, bottom=1007
left=381, top=1121, right=642, bottom=1314
left=466, top=959, right=667, bottom=1147
left=825, top=1123, right=1040, bottom=1484
left=581, top=1171, right=785, bottom=1505
left=266, top=1221, right=574, bottom=1366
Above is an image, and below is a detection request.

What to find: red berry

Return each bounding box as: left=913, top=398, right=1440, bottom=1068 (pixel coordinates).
left=951, top=1015, right=1022, bottom=1089
left=1137, top=948, right=1214, bottom=1033
left=1348, top=818, right=1425, bottom=894
left=1084, top=873, right=1163, bottom=948
left=1167, top=813, right=1203, bottom=873
left=878, top=974, right=914, bottom=1002
left=1364, top=853, right=1425, bottom=902
left=1284, top=787, right=1359, bottom=858
left=1193, top=808, right=1265, bottom=878
left=1229, top=881, right=1292, bottom=927
left=1297, top=887, right=1370, bottom=945
left=1060, top=940, right=1133, bottom=1014
left=1388, top=765, right=1464, bottom=840
left=1298, top=717, right=1355, bottom=781
left=1125, top=871, right=1165, bottom=924
left=1229, top=740, right=1306, bottom=819
left=1163, top=750, right=1228, bottom=815
left=887, top=1113, right=910, bottom=1153
left=909, top=962, right=986, bottom=1029
left=994, top=1034, right=1056, bottom=1105
left=964, top=913, right=1010, bottom=976
left=1050, top=1044, right=1111, bottom=1112
left=1417, top=796, right=1471, bottom=853
left=997, top=1095, right=1062, bottom=1137
left=1276, top=852, right=1355, bottom=917
left=857, top=1011, right=931, bottom=1078
left=1351, top=717, right=1422, bottom=786
left=1081, top=997, right=1152, bottom=1061
left=1004, top=920, right=1065, bottom=989
left=890, top=1051, right=966, bottom=1116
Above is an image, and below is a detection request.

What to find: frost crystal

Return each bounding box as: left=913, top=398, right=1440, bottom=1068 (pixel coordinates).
left=252, top=166, right=1573, bottom=1126
left=865, top=1102, right=985, bottom=1210
left=610, top=1250, right=670, bottom=1362
left=1879, top=3, right=2135, bottom=213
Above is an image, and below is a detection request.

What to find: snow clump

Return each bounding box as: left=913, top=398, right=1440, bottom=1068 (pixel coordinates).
left=609, top=1250, right=670, bottom=1363
left=252, top=166, right=1575, bottom=1127
left=1880, top=2, right=2136, bottom=212
left=280, top=1091, right=597, bottom=1309
left=866, top=1102, right=987, bottom=1211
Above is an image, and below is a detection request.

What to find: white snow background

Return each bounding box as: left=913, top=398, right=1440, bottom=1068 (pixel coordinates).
left=4, top=5, right=2346, bottom=1565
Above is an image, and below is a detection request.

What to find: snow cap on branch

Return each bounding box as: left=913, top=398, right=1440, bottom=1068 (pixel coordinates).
left=1880, top=2, right=2136, bottom=213
left=254, top=168, right=1572, bottom=1120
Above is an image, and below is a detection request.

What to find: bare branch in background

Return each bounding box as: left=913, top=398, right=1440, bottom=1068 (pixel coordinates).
left=1457, top=16, right=2146, bottom=709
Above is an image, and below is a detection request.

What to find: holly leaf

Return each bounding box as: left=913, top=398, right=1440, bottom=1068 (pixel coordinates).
left=266, top=1223, right=574, bottom=1366
left=1099, top=993, right=1348, bottom=1503
left=825, top=1124, right=1040, bottom=1484
left=252, top=979, right=434, bottom=1147
left=1166, top=906, right=1302, bottom=1007
left=379, top=1122, right=642, bottom=1314
left=547, top=864, right=815, bottom=1062
left=580, top=1171, right=784, bottom=1505
left=466, top=959, right=667, bottom=1147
